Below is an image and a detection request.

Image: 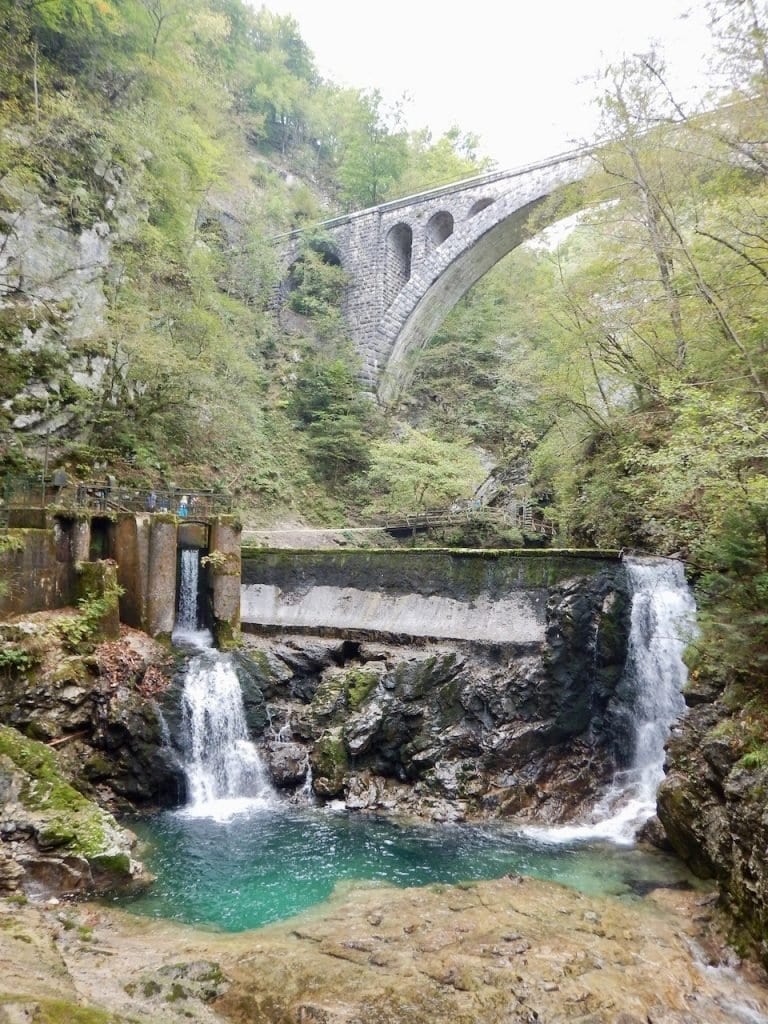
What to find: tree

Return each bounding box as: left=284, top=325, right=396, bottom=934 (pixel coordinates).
left=397, top=125, right=491, bottom=194
left=291, top=347, right=379, bottom=487
left=139, top=0, right=189, bottom=58
left=365, top=427, right=484, bottom=516
left=336, top=90, right=409, bottom=208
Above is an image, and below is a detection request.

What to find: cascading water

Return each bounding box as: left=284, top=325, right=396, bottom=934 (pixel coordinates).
left=173, top=548, right=212, bottom=648
left=176, top=548, right=200, bottom=631
left=178, top=651, right=275, bottom=819
left=172, top=547, right=276, bottom=819
left=527, top=555, right=696, bottom=845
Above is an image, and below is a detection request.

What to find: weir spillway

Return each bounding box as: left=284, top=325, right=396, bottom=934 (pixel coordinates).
left=239, top=548, right=623, bottom=643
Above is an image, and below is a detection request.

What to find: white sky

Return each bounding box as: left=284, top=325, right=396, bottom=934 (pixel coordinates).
left=257, top=0, right=715, bottom=168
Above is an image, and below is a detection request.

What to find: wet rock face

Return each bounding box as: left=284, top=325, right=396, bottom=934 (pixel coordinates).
left=0, top=621, right=185, bottom=811
left=657, top=675, right=768, bottom=969
left=263, top=742, right=308, bottom=788
left=234, top=567, right=632, bottom=822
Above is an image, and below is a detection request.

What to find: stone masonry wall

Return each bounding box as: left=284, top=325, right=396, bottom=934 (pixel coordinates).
left=278, top=151, right=592, bottom=395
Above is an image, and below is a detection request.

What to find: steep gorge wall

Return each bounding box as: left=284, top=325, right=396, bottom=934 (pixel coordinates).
left=657, top=676, right=768, bottom=967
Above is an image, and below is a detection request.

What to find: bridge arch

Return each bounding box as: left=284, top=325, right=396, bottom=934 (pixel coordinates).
left=378, top=194, right=555, bottom=401
left=276, top=149, right=592, bottom=398
left=376, top=156, right=591, bottom=401
left=385, top=222, right=413, bottom=308
left=468, top=197, right=495, bottom=217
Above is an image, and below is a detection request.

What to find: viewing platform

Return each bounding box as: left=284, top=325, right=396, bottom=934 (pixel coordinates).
left=3, top=475, right=231, bottom=523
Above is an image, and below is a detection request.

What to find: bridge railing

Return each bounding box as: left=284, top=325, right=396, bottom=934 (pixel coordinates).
left=371, top=502, right=556, bottom=537
left=3, top=476, right=232, bottom=517
left=271, top=143, right=596, bottom=242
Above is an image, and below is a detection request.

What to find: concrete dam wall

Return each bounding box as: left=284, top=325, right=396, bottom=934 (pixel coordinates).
left=240, top=548, right=623, bottom=643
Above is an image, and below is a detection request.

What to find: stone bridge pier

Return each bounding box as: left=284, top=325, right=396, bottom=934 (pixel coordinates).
left=278, top=148, right=593, bottom=401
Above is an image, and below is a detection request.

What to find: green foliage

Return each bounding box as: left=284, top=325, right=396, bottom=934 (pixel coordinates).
left=287, top=233, right=347, bottom=318
left=0, top=532, right=25, bottom=601
left=333, top=90, right=409, bottom=208
left=0, top=644, right=37, bottom=677
left=290, top=344, right=380, bottom=488
left=398, top=125, right=491, bottom=194
left=0, top=533, right=24, bottom=555
left=56, top=582, right=122, bottom=653
left=365, top=427, right=485, bottom=517
left=738, top=745, right=768, bottom=770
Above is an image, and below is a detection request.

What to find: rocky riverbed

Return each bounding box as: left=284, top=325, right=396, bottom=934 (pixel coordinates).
left=3, top=583, right=768, bottom=1000
left=1, top=874, right=767, bottom=1024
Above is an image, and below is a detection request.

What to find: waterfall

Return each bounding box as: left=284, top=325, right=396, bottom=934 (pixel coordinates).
left=178, top=649, right=276, bottom=820
left=175, top=548, right=200, bottom=634
left=619, top=558, right=695, bottom=799
left=526, top=556, right=696, bottom=845
left=173, top=556, right=275, bottom=819
left=300, top=762, right=316, bottom=804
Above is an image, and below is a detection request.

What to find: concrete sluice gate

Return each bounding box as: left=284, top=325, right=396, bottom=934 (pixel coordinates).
left=0, top=511, right=242, bottom=645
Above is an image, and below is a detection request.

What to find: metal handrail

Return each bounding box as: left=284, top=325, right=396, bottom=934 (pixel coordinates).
left=2, top=476, right=232, bottom=516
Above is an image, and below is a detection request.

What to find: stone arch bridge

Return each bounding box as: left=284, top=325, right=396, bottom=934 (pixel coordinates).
left=278, top=147, right=593, bottom=401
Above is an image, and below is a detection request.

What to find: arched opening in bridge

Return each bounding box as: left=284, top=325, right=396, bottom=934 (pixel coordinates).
left=468, top=198, right=495, bottom=218
left=376, top=180, right=587, bottom=403
left=306, top=235, right=342, bottom=268
left=385, top=223, right=413, bottom=308
left=426, top=211, right=454, bottom=248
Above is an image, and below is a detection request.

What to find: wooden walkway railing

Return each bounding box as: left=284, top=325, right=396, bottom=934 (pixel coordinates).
left=372, top=502, right=556, bottom=537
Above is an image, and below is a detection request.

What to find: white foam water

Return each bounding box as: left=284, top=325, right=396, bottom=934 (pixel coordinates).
left=176, top=548, right=200, bottom=631
left=177, top=650, right=276, bottom=820
left=172, top=545, right=275, bottom=821
left=525, top=556, right=696, bottom=846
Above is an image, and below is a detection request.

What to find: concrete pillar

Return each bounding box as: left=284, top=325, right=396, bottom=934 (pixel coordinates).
left=208, top=517, right=241, bottom=648
left=147, top=517, right=178, bottom=640
left=76, top=559, right=120, bottom=641
left=114, top=514, right=151, bottom=631
left=71, top=519, right=91, bottom=564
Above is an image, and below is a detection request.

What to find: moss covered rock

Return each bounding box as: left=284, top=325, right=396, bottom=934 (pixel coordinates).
left=0, top=725, right=145, bottom=895
left=310, top=729, right=348, bottom=798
